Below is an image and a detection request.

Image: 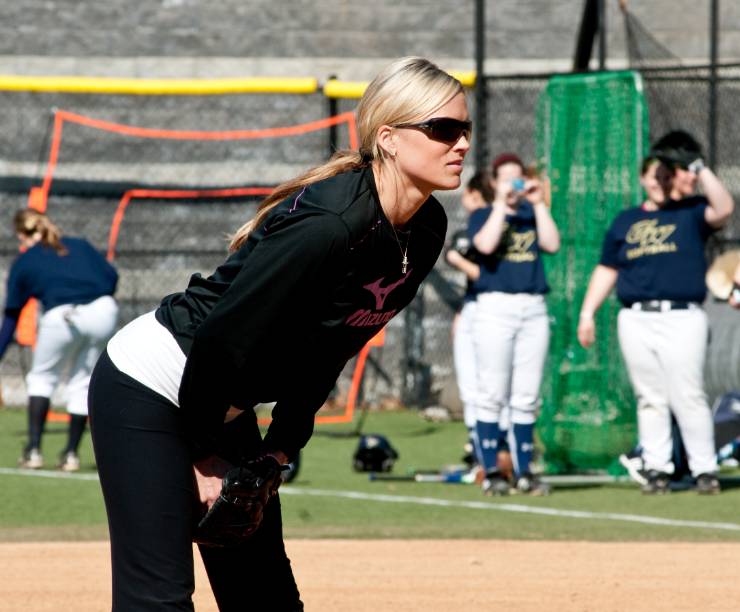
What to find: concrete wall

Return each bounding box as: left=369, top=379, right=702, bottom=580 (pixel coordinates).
left=0, top=1, right=737, bottom=80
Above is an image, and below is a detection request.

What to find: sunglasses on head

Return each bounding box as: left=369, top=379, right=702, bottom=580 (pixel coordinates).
left=393, top=117, right=472, bottom=144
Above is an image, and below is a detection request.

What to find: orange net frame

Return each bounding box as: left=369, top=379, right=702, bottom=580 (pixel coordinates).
left=20, top=108, right=377, bottom=426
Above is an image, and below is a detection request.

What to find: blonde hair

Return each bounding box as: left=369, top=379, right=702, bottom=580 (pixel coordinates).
left=14, top=209, right=68, bottom=255
left=229, top=57, right=464, bottom=251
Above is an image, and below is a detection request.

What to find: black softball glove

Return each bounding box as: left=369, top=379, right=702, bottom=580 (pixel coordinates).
left=194, top=455, right=284, bottom=547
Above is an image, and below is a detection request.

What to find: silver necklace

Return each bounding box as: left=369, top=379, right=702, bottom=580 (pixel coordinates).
left=390, top=225, right=410, bottom=274
left=379, top=195, right=410, bottom=274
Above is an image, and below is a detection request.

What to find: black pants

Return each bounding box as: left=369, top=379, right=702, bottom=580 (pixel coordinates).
left=89, top=350, right=303, bottom=611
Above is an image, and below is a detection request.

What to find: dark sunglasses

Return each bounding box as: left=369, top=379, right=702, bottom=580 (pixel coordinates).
left=394, top=117, right=472, bottom=144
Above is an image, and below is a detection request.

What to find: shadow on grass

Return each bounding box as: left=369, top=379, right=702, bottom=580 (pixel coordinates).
left=717, top=475, right=740, bottom=491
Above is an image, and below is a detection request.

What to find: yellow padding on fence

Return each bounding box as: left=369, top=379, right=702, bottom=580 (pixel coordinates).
left=0, top=75, right=320, bottom=95
left=323, top=81, right=368, bottom=99
left=323, top=70, right=477, bottom=99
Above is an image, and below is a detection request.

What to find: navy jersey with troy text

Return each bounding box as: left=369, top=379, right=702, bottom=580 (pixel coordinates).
left=600, top=195, right=715, bottom=305
left=467, top=201, right=549, bottom=295
left=156, top=166, right=447, bottom=459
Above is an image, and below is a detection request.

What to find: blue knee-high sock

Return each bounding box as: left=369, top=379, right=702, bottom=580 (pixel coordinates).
left=512, top=423, right=535, bottom=477
left=475, top=420, right=500, bottom=473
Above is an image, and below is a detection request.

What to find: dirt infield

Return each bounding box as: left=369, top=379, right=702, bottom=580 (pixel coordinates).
left=1, top=539, right=738, bottom=611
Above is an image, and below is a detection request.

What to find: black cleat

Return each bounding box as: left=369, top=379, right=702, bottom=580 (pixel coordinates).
left=514, top=473, right=551, bottom=496
left=641, top=470, right=671, bottom=495
left=694, top=473, right=721, bottom=495
left=481, top=471, right=510, bottom=496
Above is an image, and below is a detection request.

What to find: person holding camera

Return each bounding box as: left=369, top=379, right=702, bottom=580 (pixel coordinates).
left=577, top=130, right=734, bottom=494
left=467, top=153, right=560, bottom=496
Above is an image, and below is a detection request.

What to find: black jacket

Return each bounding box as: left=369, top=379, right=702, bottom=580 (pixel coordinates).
left=156, top=166, right=447, bottom=460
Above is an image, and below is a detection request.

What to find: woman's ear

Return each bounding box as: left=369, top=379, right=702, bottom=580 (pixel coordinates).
left=376, top=125, right=397, bottom=159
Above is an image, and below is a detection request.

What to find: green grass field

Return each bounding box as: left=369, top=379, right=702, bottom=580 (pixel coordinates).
left=1, top=406, right=738, bottom=542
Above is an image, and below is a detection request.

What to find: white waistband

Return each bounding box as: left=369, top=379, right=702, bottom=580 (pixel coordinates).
left=107, top=311, right=186, bottom=406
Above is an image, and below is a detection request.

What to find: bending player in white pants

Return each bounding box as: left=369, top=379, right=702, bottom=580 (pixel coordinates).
left=578, top=132, right=734, bottom=494
left=0, top=209, right=119, bottom=471
left=28, top=297, right=119, bottom=416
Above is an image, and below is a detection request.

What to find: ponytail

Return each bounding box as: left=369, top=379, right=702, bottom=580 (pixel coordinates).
left=228, top=149, right=367, bottom=252
left=14, top=209, right=68, bottom=255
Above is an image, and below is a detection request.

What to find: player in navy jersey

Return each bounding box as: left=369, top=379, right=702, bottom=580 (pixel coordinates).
left=578, top=130, right=734, bottom=495
left=88, top=57, right=469, bottom=611
left=467, top=153, right=560, bottom=496
left=0, top=209, right=118, bottom=471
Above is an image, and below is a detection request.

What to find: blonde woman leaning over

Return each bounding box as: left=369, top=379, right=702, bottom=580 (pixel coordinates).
left=89, top=57, right=471, bottom=611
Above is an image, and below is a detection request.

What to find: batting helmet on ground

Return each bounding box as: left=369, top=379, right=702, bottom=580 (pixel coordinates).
left=353, top=434, right=399, bottom=472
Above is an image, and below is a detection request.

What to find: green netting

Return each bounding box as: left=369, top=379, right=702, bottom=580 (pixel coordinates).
left=535, top=71, right=649, bottom=474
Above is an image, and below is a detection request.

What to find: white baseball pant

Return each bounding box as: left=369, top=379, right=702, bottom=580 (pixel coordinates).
left=453, top=300, right=480, bottom=429
left=471, top=292, right=549, bottom=426
left=26, top=295, right=119, bottom=415
left=617, top=306, right=718, bottom=476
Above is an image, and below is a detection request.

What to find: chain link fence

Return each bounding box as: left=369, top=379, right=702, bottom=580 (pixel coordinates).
left=1, top=66, right=739, bottom=414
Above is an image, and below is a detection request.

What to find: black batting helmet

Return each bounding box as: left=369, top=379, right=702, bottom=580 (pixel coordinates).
left=353, top=434, right=399, bottom=473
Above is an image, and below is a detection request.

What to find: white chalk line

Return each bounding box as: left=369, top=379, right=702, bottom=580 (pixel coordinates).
left=1, top=467, right=738, bottom=532
left=0, top=467, right=101, bottom=481
left=280, top=487, right=740, bottom=531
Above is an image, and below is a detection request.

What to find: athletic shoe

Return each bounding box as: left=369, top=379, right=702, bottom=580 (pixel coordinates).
left=619, top=449, right=648, bottom=486
left=58, top=451, right=80, bottom=472
left=514, top=473, right=551, bottom=496
left=640, top=470, right=671, bottom=495
left=18, top=448, right=43, bottom=469
left=694, top=473, right=721, bottom=495
left=481, top=471, right=510, bottom=496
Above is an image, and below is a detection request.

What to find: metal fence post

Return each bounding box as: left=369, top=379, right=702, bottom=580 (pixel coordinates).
left=327, top=74, right=338, bottom=158
left=474, top=0, right=488, bottom=173
left=401, top=288, right=431, bottom=407
left=598, top=0, right=607, bottom=70
left=708, top=0, right=719, bottom=167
